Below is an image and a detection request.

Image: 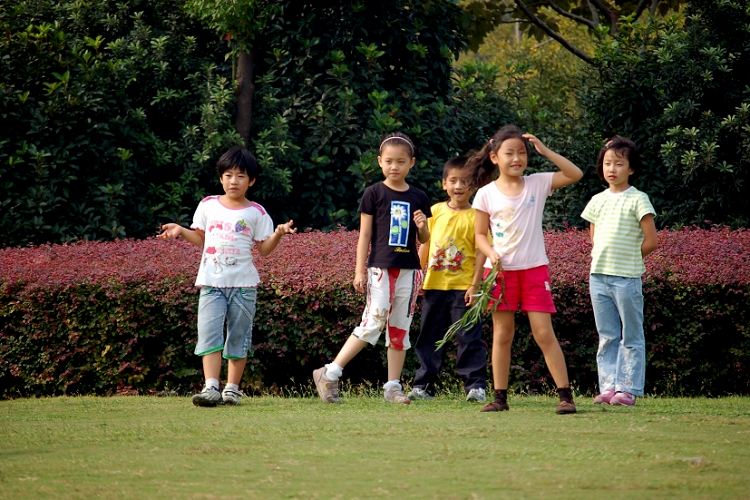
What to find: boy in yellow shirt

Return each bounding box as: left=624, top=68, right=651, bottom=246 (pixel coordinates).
left=409, top=156, right=488, bottom=401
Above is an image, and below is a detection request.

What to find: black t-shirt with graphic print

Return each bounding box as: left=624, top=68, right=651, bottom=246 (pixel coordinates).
left=359, top=182, right=431, bottom=269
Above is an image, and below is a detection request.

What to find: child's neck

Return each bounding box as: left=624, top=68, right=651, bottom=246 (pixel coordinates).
left=447, top=199, right=470, bottom=210
left=220, top=194, right=250, bottom=208
left=495, top=175, right=523, bottom=195
left=608, top=183, right=631, bottom=193
left=383, top=179, right=409, bottom=191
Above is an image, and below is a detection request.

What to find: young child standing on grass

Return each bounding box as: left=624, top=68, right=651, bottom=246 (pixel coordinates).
left=582, top=136, right=657, bottom=406
left=313, top=132, right=431, bottom=405
left=158, top=146, right=295, bottom=407
left=408, top=155, right=488, bottom=402
left=470, top=124, right=583, bottom=414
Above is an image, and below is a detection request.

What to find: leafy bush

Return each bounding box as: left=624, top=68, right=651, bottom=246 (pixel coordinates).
left=1, top=228, right=748, bottom=398
left=0, top=0, right=238, bottom=247
left=580, top=0, right=750, bottom=227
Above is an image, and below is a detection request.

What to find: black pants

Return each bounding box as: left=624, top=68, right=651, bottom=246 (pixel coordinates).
left=413, top=290, right=488, bottom=394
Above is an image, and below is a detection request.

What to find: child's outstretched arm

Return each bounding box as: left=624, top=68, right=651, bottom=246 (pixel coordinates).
left=523, top=133, right=583, bottom=189
left=158, top=223, right=204, bottom=248
left=353, top=213, right=373, bottom=293
left=413, top=209, right=429, bottom=244
left=258, top=220, right=296, bottom=256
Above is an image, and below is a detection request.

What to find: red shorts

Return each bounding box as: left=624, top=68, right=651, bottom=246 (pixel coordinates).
left=484, top=265, right=556, bottom=314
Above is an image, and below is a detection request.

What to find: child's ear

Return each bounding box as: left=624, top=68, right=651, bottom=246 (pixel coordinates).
left=248, top=177, right=257, bottom=187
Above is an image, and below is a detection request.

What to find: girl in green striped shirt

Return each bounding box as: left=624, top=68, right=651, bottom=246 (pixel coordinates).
left=581, top=136, right=657, bottom=406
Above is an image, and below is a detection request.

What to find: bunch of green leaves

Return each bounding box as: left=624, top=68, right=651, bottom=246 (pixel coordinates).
left=436, top=266, right=501, bottom=350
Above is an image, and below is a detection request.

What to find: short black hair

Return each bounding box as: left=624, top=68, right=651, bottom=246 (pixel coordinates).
left=216, top=146, right=261, bottom=180
left=442, top=155, right=469, bottom=180
left=596, top=136, right=643, bottom=182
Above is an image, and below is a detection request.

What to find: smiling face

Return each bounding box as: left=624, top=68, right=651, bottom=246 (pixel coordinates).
left=490, top=137, right=528, bottom=177
left=602, top=149, right=633, bottom=192
left=378, top=143, right=415, bottom=187
left=220, top=166, right=255, bottom=202
left=442, top=167, right=473, bottom=208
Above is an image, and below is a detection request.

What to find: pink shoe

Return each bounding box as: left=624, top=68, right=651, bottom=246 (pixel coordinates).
left=593, top=389, right=616, bottom=405
left=610, top=392, right=636, bottom=406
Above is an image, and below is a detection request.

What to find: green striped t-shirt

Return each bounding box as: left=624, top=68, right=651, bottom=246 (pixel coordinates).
left=581, top=187, right=655, bottom=278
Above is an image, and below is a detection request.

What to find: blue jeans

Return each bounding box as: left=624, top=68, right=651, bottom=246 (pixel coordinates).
left=196, top=287, right=257, bottom=359
left=589, top=274, right=646, bottom=396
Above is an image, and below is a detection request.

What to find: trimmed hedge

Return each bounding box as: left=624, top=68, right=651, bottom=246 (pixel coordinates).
left=1, top=228, right=748, bottom=398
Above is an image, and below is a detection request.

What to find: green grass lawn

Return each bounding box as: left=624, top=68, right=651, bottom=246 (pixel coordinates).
left=1, top=394, right=748, bottom=499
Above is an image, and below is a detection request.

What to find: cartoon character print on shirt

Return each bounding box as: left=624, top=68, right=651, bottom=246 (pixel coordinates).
left=491, top=206, right=522, bottom=257
left=389, top=201, right=411, bottom=247
left=429, top=238, right=465, bottom=272
left=203, top=218, right=252, bottom=274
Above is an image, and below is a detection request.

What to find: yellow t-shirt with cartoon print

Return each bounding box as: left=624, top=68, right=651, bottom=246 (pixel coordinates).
left=422, top=202, right=478, bottom=291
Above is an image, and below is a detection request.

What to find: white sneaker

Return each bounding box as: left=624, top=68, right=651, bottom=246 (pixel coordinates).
left=407, top=387, right=434, bottom=400
left=466, top=387, right=486, bottom=402
left=191, top=386, right=222, bottom=407
left=222, top=388, right=244, bottom=405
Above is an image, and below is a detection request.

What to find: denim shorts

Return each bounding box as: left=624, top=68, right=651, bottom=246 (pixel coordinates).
left=195, top=286, right=257, bottom=359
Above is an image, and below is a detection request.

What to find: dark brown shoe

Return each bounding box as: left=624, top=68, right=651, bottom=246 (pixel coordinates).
left=481, top=400, right=509, bottom=412
left=556, top=400, right=577, bottom=414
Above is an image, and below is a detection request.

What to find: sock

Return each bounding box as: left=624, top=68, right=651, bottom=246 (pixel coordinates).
left=325, top=362, right=343, bottom=381
left=224, top=383, right=239, bottom=393
left=557, top=387, right=573, bottom=403
left=383, top=380, right=402, bottom=391
left=205, top=378, right=220, bottom=391
left=494, top=389, right=508, bottom=402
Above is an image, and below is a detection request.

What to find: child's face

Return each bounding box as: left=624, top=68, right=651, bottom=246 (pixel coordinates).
left=602, top=149, right=633, bottom=191
left=442, top=167, right=473, bottom=207
left=220, top=166, right=255, bottom=200
left=378, top=144, right=415, bottom=184
left=490, top=138, right=527, bottom=177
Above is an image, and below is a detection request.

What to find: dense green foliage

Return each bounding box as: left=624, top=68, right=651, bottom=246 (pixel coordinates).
left=580, top=0, right=750, bottom=227
left=1, top=229, right=748, bottom=398
left=0, top=0, right=515, bottom=246
left=0, top=0, right=238, bottom=246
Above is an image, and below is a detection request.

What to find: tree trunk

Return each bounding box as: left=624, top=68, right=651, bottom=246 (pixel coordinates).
left=235, top=49, right=255, bottom=145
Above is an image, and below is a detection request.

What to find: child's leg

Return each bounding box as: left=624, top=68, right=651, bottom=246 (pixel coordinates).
left=383, top=268, right=421, bottom=380
left=195, top=286, right=228, bottom=393
left=611, top=277, right=646, bottom=396
left=589, top=274, right=621, bottom=393
left=454, top=291, right=487, bottom=392
left=412, top=290, right=451, bottom=393
left=387, top=347, right=407, bottom=381
left=527, top=312, right=569, bottom=387
left=202, top=351, right=222, bottom=383
left=226, top=359, right=247, bottom=386
left=490, top=311, right=516, bottom=390
left=333, top=335, right=369, bottom=368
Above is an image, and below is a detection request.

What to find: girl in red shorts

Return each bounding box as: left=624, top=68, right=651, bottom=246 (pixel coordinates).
left=467, top=125, right=583, bottom=414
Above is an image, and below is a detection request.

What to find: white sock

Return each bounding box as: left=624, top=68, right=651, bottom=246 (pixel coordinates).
left=224, top=383, right=239, bottom=393
left=324, top=362, right=343, bottom=381
left=383, top=380, right=401, bottom=391
left=205, top=378, right=220, bottom=390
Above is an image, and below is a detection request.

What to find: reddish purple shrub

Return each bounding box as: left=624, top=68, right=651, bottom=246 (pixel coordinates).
left=0, top=227, right=748, bottom=397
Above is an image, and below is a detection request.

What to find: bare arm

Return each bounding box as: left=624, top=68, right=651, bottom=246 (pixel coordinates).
left=158, top=223, right=204, bottom=248
left=465, top=251, right=487, bottom=306
left=523, top=133, right=583, bottom=189
left=588, top=223, right=595, bottom=244
left=474, top=210, right=500, bottom=268
left=640, top=214, right=658, bottom=257
left=413, top=209, right=430, bottom=244
left=418, top=237, right=430, bottom=269
left=258, top=220, right=296, bottom=256
left=353, top=213, right=373, bottom=293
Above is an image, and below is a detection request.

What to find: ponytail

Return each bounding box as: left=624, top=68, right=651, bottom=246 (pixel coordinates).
left=468, top=124, right=527, bottom=188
